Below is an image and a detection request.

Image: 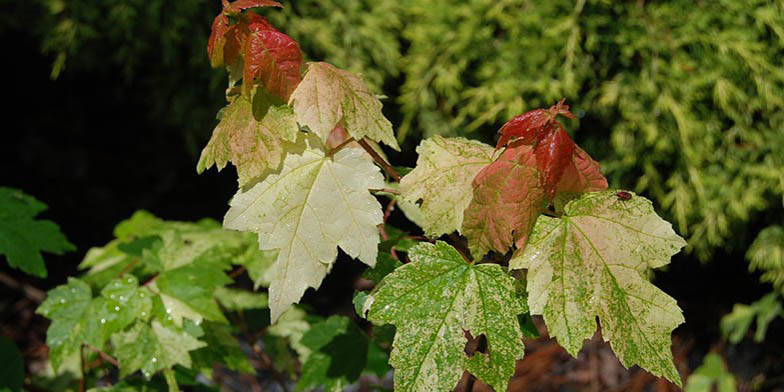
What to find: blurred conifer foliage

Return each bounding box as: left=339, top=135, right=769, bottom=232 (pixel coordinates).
left=38, top=0, right=783, bottom=260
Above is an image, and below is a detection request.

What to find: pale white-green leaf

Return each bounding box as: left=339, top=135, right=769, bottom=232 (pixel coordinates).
left=399, top=136, right=495, bottom=236
left=224, top=139, right=384, bottom=322
left=367, top=241, right=527, bottom=392
left=289, top=62, right=400, bottom=151
left=511, top=190, right=686, bottom=385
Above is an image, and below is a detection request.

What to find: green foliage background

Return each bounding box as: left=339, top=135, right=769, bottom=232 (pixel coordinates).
left=35, top=0, right=784, bottom=263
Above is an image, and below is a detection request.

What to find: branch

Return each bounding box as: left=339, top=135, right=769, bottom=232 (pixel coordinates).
left=357, top=139, right=401, bottom=182
left=0, top=271, right=45, bottom=303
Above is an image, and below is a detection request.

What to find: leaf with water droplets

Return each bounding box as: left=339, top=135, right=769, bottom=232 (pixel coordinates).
left=0, top=187, right=74, bottom=278
left=35, top=278, right=96, bottom=370
left=399, top=136, right=495, bottom=237
left=367, top=241, right=528, bottom=392
left=224, top=138, right=384, bottom=322
left=111, top=321, right=206, bottom=378
left=289, top=62, right=399, bottom=150
left=511, top=190, right=686, bottom=386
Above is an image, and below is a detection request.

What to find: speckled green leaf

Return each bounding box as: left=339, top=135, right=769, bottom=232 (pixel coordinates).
left=224, top=138, right=384, bottom=322
left=0, top=187, right=74, bottom=278
left=399, top=136, right=495, bottom=237
left=289, top=62, right=400, bottom=150
left=111, top=321, right=206, bottom=379
left=197, top=97, right=299, bottom=186
left=367, top=241, right=527, bottom=392
left=511, top=190, right=686, bottom=386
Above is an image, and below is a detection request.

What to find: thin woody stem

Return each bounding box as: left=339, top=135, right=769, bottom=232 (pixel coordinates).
left=369, top=188, right=400, bottom=195
left=357, top=139, right=401, bottom=182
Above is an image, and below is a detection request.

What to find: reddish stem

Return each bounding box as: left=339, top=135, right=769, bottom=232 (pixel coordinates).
left=357, top=139, right=401, bottom=181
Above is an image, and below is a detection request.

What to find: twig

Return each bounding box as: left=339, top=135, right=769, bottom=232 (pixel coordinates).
left=234, top=313, right=289, bottom=392
left=0, top=271, right=45, bottom=303
left=357, top=139, right=401, bottom=181
left=326, top=137, right=355, bottom=157
left=384, top=199, right=397, bottom=223
left=449, top=234, right=473, bottom=264
left=84, top=344, right=120, bottom=368
left=229, top=266, right=247, bottom=279
left=117, top=259, right=139, bottom=278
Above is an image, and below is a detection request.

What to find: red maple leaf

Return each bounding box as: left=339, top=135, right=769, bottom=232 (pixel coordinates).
left=207, top=1, right=302, bottom=102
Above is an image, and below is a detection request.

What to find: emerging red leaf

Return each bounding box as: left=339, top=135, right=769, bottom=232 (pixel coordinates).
left=555, top=147, right=608, bottom=194
left=495, top=99, right=575, bottom=150
left=224, top=0, right=282, bottom=14
left=242, top=21, right=302, bottom=101
left=534, top=127, right=576, bottom=199
left=462, top=143, right=547, bottom=257
left=207, top=13, right=231, bottom=67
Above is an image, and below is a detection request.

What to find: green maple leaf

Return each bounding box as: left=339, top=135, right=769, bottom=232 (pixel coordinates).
left=0, top=336, right=23, bottom=392
left=154, top=260, right=232, bottom=326
left=36, top=276, right=152, bottom=371
left=511, top=190, right=686, bottom=386
left=224, top=137, right=384, bottom=322
left=35, top=278, right=97, bottom=370
left=297, top=316, right=369, bottom=392
left=197, top=97, right=299, bottom=186
left=0, top=187, right=74, bottom=277
left=289, top=62, right=400, bottom=151
left=366, top=241, right=527, bottom=392
left=399, top=136, right=495, bottom=237
left=190, top=321, right=255, bottom=376
left=111, top=321, right=206, bottom=378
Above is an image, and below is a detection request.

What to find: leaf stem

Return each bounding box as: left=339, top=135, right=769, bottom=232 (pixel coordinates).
left=84, top=344, right=120, bottom=368
left=369, top=188, right=400, bottom=195
left=357, top=139, right=401, bottom=181
left=163, top=368, right=179, bottom=392
left=326, top=137, right=356, bottom=157
left=79, top=345, right=86, bottom=392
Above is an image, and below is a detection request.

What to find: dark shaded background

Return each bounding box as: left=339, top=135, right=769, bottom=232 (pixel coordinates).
left=1, top=0, right=782, bottom=390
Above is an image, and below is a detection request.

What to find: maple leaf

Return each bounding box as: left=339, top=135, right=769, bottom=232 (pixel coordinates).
left=555, top=146, right=608, bottom=194
left=197, top=97, right=298, bottom=186
left=207, top=1, right=282, bottom=68
left=366, top=241, right=528, bottom=392
left=495, top=100, right=602, bottom=199
left=224, top=137, right=384, bottom=322
left=399, top=136, right=495, bottom=236
left=462, top=143, right=546, bottom=258
left=289, top=62, right=400, bottom=151
left=111, top=321, right=206, bottom=378
left=242, top=19, right=303, bottom=100
left=494, top=99, right=575, bottom=150
left=511, top=190, right=686, bottom=385
left=0, top=187, right=74, bottom=278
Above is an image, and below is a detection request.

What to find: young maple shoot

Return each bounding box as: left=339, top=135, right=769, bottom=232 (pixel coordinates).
left=35, top=1, right=687, bottom=391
